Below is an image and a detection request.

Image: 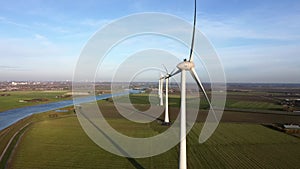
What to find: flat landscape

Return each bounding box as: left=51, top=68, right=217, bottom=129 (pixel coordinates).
left=6, top=110, right=300, bottom=169
left=1, top=83, right=300, bottom=169
left=2, top=0, right=300, bottom=168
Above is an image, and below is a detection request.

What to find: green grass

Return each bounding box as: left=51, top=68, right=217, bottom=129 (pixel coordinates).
left=189, top=124, right=300, bottom=169
left=115, top=93, right=282, bottom=111
left=189, top=91, right=283, bottom=111
left=0, top=91, right=70, bottom=112
left=225, top=100, right=282, bottom=110
left=8, top=117, right=177, bottom=169
left=0, top=108, right=75, bottom=169
left=107, top=119, right=159, bottom=138
left=0, top=90, right=283, bottom=113
left=115, top=94, right=194, bottom=108
left=8, top=116, right=300, bottom=169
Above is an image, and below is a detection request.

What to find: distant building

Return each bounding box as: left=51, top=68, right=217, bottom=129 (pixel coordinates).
left=11, top=81, right=28, bottom=85
left=283, top=124, right=300, bottom=134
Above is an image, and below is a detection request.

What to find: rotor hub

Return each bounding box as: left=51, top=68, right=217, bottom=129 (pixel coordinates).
left=177, top=61, right=195, bottom=70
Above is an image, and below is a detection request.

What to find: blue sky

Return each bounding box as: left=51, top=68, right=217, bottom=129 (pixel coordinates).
left=0, top=0, right=300, bottom=83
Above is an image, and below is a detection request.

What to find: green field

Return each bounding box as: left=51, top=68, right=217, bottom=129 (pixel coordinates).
left=119, top=93, right=283, bottom=111
left=0, top=90, right=284, bottom=113
left=0, top=108, right=75, bottom=167
left=0, top=91, right=70, bottom=112
left=6, top=114, right=300, bottom=169
left=1, top=91, right=299, bottom=169
left=225, top=100, right=282, bottom=110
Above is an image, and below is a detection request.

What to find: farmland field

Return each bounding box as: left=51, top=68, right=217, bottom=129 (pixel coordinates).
left=120, top=93, right=284, bottom=111
left=7, top=114, right=300, bottom=169
left=0, top=108, right=75, bottom=168
left=2, top=88, right=300, bottom=169
left=0, top=91, right=70, bottom=112
left=0, top=87, right=292, bottom=113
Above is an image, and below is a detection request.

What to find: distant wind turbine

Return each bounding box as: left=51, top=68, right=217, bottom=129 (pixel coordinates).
left=160, top=65, right=176, bottom=125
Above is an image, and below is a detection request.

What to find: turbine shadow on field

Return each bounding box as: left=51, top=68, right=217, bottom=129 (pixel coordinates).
left=132, top=110, right=165, bottom=123
left=77, top=108, right=145, bottom=169
left=117, top=103, right=165, bottom=123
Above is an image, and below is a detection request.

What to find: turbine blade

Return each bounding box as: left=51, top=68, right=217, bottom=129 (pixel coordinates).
left=170, top=69, right=181, bottom=77
left=190, top=68, right=211, bottom=107
left=190, top=67, right=221, bottom=143
left=170, top=68, right=176, bottom=75
left=162, top=64, right=168, bottom=74
left=188, top=0, right=197, bottom=62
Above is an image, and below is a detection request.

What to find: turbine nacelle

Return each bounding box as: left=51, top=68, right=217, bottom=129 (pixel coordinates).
left=177, top=61, right=195, bottom=70
left=165, top=74, right=171, bottom=78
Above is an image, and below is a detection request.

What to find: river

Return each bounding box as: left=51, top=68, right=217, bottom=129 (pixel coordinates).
left=0, top=90, right=140, bottom=131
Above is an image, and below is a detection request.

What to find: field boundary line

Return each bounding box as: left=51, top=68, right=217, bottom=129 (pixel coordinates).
left=224, top=108, right=300, bottom=116
left=5, top=123, right=31, bottom=169
left=0, top=122, right=31, bottom=162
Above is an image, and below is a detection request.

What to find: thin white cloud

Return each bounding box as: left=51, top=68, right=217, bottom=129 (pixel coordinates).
left=33, top=22, right=71, bottom=34
left=0, top=16, right=31, bottom=29
left=0, top=65, right=30, bottom=72
left=199, top=17, right=300, bottom=41
left=80, top=18, right=112, bottom=27
left=0, top=65, right=18, bottom=70
left=198, top=7, right=300, bottom=41
left=34, top=33, right=54, bottom=46
left=34, top=34, right=47, bottom=40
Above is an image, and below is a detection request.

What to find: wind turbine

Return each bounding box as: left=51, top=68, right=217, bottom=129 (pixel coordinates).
left=161, top=65, right=175, bottom=125
left=167, top=0, right=216, bottom=168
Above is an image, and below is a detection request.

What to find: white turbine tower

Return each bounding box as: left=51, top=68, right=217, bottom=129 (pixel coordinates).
left=158, top=74, right=164, bottom=106
left=167, top=0, right=216, bottom=168
left=164, top=76, right=170, bottom=124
